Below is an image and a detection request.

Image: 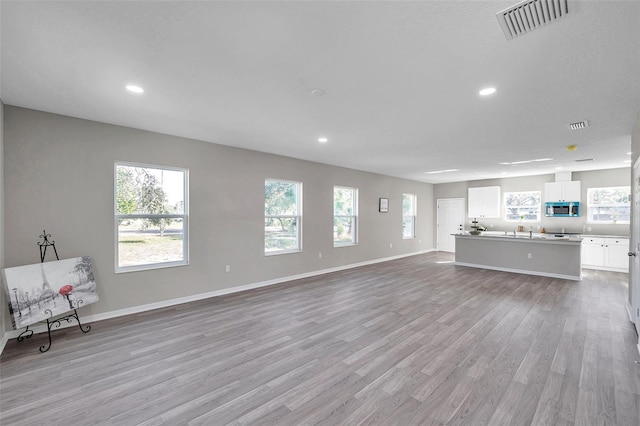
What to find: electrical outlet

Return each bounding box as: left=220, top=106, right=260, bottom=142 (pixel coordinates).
left=225, top=265, right=230, bottom=273
left=390, top=243, right=393, bottom=248
left=319, top=252, right=322, bottom=259
left=587, top=227, right=592, bottom=231
left=527, top=253, right=532, bottom=259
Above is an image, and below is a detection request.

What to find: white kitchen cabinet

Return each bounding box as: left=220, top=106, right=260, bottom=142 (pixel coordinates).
left=605, top=239, right=630, bottom=270
left=544, top=181, right=581, bottom=202
left=581, top=237, right=629, bottom=272
left=468, top=186, right=500, bottom=218
left=582, top=237, right=605, bottom=267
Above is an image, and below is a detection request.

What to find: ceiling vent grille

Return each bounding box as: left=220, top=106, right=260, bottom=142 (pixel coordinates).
left=568, top=120, right=589, bottom=130
left=497, top=0, right=569, bottom=40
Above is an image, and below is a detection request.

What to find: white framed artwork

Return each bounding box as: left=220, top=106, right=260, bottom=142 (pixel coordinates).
left=3, top=257, right=99, bottom=329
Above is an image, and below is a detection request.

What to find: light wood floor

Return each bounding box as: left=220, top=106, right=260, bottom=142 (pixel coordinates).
left=1, top=252, right=639, bottom=425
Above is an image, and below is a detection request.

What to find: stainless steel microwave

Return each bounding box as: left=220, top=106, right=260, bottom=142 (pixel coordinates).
left=545, top=202, right=580, bottom=217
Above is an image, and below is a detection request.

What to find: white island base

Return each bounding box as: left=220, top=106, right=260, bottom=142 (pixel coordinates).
left=454, top=234, right=582, bottom=281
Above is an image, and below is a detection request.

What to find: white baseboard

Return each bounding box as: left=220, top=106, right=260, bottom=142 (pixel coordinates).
left=453, top=262, right=582, bottom=281
left=582, top=265, right=629, bottom=273
left=624, top=304, right=640, bottom=356
left=625, top=303, right=634, bottom=323
left=0, top=332, right=8, bottom=355
left=1, top=249, right=434, bottom=352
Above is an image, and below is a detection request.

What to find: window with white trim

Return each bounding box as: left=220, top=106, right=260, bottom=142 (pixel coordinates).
left=402, top=193, right=417, bottom=239
left=115, top=162, right=188, bottom=272
left=587, top=186, right=630, bottom=223
left=265, top=179, right=302, bottom=254
left=504, top=191, right=541, bottom=222
left=334, top=186, right=358, bottom=246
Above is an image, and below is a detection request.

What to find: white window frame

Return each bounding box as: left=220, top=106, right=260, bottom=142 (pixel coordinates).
left=264, top=179, right=303, bottom=255
left=504, top=190, right=542, bottom=222
left=587, top=186, right=631, bottom=224
left=333, top=186, right=358, bottom=247
left=402, top=193, right=417, bottom=239
left=114, top=162, right=189, bottom=273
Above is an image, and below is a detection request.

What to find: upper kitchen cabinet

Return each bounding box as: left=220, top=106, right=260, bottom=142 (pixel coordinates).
left=468, top=186, right=501, bottom=218
left=544, top=181, right=581, bottom=202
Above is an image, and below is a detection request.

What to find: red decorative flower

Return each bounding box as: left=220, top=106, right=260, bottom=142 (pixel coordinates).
left=58, top=285, right=73, bottom=295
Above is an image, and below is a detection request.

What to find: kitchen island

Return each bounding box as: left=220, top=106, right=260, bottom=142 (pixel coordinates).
left=454, top=233, right=582, bottom=280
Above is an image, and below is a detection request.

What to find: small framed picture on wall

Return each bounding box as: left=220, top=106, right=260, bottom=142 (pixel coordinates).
left=379, top=198, right=389, bottom=213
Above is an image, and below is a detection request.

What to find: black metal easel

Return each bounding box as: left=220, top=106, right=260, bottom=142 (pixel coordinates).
left=16, top=231, right=92, bottom=353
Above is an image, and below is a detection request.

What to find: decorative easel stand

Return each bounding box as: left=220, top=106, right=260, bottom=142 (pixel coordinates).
left=10, top=231, right=93, bottom=353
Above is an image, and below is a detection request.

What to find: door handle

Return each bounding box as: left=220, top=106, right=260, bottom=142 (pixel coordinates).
left=628, top=252, right=637, bottom=257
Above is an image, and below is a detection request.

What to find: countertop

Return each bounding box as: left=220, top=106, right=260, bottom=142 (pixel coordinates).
left=454, top=232, right=582, bottom=243
left=455, top=231, right=629, bottom=241
left=579, top=234, right=629, bottom=239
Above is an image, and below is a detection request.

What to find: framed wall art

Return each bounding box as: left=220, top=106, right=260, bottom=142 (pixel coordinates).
left=379, top=198, right=389, bottom=213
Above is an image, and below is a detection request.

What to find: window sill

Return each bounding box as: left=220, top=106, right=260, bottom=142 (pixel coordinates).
left=586, top=221, right=629, bottom=225
left=116, top=260, right=189, bottom=274
left=334, top=242, right=357, bottom=248
left=264, top=249, right=302, bottom=256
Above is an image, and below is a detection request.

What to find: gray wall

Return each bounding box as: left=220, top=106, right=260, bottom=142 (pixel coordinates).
left=434, top=168, right=631, bottom=241
left=0, top=101, right=5, bottom=336
left=632, top=111, right=640, bottom=312
left=634, top=111, right=640, bottom=164
left=2, top=106, right=434, bottom=328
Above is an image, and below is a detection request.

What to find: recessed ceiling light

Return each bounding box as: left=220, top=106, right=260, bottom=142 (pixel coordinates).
left=479, top=87, right=496, bottom=96
left=318, top=137, right=328, bottom=143
left=425, top=169, right=459, bottom=174
left=126, top=84, right=144, bottom=94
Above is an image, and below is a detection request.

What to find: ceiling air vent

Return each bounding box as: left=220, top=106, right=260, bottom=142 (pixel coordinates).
left=568, top=120, right=589, bottom=130
left=497, top=0, right=569, bottom=40
left=575, top=158, right=595, bottom=163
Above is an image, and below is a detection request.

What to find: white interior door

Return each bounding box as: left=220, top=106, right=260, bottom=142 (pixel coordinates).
left=437, top=198, right=465, bottom=252
left=629, top=159, right=640, bottom=332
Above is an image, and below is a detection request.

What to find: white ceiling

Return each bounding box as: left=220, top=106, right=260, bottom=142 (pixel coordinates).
left=1, top=1, right=639, bottom=184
